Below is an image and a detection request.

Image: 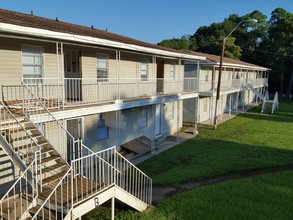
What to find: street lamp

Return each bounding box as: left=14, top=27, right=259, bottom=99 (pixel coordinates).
left=213, top=19, right=257, bottom=130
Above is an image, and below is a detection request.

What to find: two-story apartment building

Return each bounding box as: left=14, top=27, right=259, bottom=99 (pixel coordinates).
left=182, top=51, right=269, bottom=125
left=0, top=8, right=270, bottom=220
left=0, top=9, right=205, bottom=219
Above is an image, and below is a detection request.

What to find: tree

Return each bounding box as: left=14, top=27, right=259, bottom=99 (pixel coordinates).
left=157, top=8, right=293, bottom=96
left=262, top=8, right=293, bottom=96
left=157, top=35, right=197, bottom=50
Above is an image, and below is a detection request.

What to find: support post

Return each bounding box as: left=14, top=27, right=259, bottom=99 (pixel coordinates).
left=220, top=95, right=223, bottom=121
left=176, top=100, right=180, bottom=142
left=229, top=94, right=232, bottom=116
left=210, top=97, right=213, bottom=125
left=242, top=92, right=245, bottom=111
left=194, top=97, right=198, bottom=135
left=111, top=197, right=115, bottom=220
left=236, top=92, right=239, bottom=112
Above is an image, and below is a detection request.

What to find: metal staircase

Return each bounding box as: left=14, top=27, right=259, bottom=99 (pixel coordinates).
left=246, top=85, right=278, bottom=114
left=0, top=82, right=152, bottom=219
left=246, top=84, right=267, bottom=101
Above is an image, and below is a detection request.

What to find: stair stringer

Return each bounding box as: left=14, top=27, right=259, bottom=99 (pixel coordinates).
left=114, top=186, right=149, bottom=211
left=0, top=136, right=29, bottom=179
left=70, top=184, right=149, bottom=219
left=246, top=85, right=265, bottom=100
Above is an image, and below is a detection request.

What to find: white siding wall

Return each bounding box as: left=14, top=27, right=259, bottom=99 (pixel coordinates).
left=0, top=38, right=58, bottom=83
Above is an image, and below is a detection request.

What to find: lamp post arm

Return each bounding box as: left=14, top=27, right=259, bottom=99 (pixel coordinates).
left=225, top=20, right=245, bottom=41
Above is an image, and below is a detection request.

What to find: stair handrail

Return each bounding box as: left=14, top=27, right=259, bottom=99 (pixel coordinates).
left=30, top=167, right=73, bottom=220
left=0, top=156, right=37, bottom=202
left=80, top=144, right=122, bottom=174
left=21, top=82, right=77, bottom=162
left=0, top=151, right=41, bottom=220
left=0, top=100, right=43, bottom=167
left=114, top=149, right=152, bottom=205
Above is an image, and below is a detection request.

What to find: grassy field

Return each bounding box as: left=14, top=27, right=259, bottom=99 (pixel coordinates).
left=85, top=101, right=293, bottom=219
left=138, top=101, right=293, bottom=185
left=115, top=171, right=293, bottom=220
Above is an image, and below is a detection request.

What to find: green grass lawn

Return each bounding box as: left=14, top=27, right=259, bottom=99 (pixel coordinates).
left=115, top=171, right=293, bottom=220
left=85, top=101, right=293, bottom=219
left=138, top=101, right=293, bottom=185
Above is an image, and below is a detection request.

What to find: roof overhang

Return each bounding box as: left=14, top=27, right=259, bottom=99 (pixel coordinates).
left=200, top=60, right=270, bottom=71
left=0, top=22, right=206, bottom=61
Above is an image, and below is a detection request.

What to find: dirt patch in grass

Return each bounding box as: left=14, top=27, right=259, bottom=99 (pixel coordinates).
left=152, top=165, right=293, bottom=203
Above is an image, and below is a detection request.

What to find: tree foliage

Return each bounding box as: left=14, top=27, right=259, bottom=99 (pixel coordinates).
left=157, top=8, right=293, bottom=96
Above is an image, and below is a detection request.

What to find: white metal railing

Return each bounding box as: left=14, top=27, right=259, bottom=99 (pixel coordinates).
left=183, top=77, right=198, bottom=92
left=2, top=77, right=198, bottom=109
left=21, top=83, right=77, bottom=162
left=199, top=78, right=268, bottom=92
left=248, top=78, right=268, bottom=87
left=72, top=146, right=152, bottom=206
left=70, top=146, right=117, bottom=205
left=0, top=152, right=41, bottom=220
left=0, top=101, right=43, bottom=166
left=115, top=150, right=152, bottom=205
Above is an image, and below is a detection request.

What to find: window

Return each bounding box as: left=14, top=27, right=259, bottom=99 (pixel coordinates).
left=22, top=46, right=43, bottom=82
left=138, top=107, right=147, bottom=128
left=97, top=54, right=108, bottom=80
left=166, top=102, right=174, bottom=120
left=140, top=59, right=148, bottom=81
left=97, top=114, right=109, bottom=141
left=170, top=63, right=175, bottom=79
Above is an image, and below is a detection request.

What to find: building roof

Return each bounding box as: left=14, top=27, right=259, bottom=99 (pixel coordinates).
left=0, top=8, right=205, bottom=60
left=182, top=50, right=270, bottom=71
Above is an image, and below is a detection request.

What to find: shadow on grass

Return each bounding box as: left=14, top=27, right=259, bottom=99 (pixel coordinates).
left=237, top=111, right=293, bottom=123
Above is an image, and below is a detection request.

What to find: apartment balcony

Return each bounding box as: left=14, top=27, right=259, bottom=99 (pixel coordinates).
left=199, top=78, right=268, bottom=96
left=199, top=78, right=268, bottom=93
left=1, top=77, right=199, bottom=110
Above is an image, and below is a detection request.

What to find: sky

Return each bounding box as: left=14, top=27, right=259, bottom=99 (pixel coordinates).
left=0, top=0, right=292, bottom=44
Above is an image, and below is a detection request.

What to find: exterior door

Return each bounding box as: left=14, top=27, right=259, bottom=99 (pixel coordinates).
left=64, top=50, right=82, bottom=100
left=155, top=104, right=162, bottom=136
left=66, top=118, right=83, bottom=162
left=156, top=60, right=164, bottom=93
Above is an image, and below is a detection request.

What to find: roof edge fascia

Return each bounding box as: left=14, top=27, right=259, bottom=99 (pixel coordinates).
left=0, top=22, right=206, bottom=61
